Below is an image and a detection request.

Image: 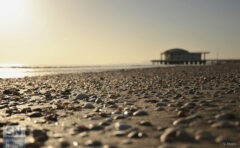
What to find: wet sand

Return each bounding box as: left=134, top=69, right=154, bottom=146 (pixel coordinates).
left=0, top=63, right=240, bottom=148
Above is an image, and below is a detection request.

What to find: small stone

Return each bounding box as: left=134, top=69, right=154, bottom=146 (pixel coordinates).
left=177, top=111, right=186, bottom=117
left=98, top=119, right=112, bottom=126
left=20, top=107, right=32, bottom=113
left=83, top=103, right=95, bottom=109
left=88, top=124, right=103, bottom=130
left=111, top=110, right=121, bottom=115
left=45, top=114, right=58, bottom=121
left=195, top=130, right=214, bottom=141
left=160, top=127, right=195, bottom=143
left=73, top=125, right=89, bottom=133
left=115, top=122, right=131, bottom=130
left=173, top=115, right=201, bottom=125
left=145, top=99, right=158, bottom=103
left=32, top=129, right=49, bottom=142
left=95, top=98, right=103, bottom=103
left=215, top=113, right=235, bottom=120
left=98, top=112, right=108, bottom=117
left=128, top=131, right=139, bottom=138
left=113, top=131, right=127, bottom=137
left=76, top=93, right=89, bottom=100
left=173, top=118, right=189, bottom=125
left=88, top=97, right=96, bottom=102
left=215, top=135, right=237, bottom=144
left=28, top=112, right=43, bottom=118
left=156, top=107, right=165, bottom=111
left=123, top=111, right=132, bottom=116
left=32, top=108, right=42, bottom=112
left=133, top=110, right=148, bottom=116
left=121, top=140, right=132, bottom=145
left=103, top=145, right=117, bottom=148
left=156, top=102, right=167, bottom=107
left=211, top=121, right=235, bottom=128
left=158, top=144, right=174, bottom=148
left=79, top=132, right=88, bottom=137
left=113, top=115, right=125, bottom=120
left=139, top=121, right=152, bottom=126
left=59, top=139, right=70, bottom=148
left=85, top=140, right=102, bottom=147
left=128, top=131, right=146, bottom=138
left=109, top=94, right=118, bottom=99
left=157, top=126, right=167, bottom=131
left=73, top=141, right=79, bottom=147
left=108, top=104, right=118, bottom=109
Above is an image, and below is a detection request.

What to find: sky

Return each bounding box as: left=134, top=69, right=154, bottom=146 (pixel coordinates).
left=0, top=0, right=239, bottom=66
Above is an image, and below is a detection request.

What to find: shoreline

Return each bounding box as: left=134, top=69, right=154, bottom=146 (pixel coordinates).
left=0, top=64, right=215, bottom=80
left=0, top=63, right=239, bottom=148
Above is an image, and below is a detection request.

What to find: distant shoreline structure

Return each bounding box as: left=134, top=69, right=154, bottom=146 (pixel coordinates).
left=151, top=48, right=240, bottom=65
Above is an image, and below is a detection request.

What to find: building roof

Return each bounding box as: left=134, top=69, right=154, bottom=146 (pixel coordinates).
left=164, top=48, right=189, bottom=54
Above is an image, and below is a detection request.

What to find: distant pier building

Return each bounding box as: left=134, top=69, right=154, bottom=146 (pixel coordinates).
left=151, top=48, right=209, bottom=65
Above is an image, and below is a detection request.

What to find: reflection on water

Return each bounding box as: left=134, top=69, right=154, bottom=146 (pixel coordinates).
left=0, top=68, right=35, bottom=78
left=0, top=65, right=161, bottom=79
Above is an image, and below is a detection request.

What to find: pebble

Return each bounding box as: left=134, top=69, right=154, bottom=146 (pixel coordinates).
left=88, top=97, right=96, bottom=102
left=45, top=114, right=58, bottom=121
left=215, top=113, right=235, bottom=120
left=128, top=131, right=146, bottom=138
left=32, top=129, right=49, bottom=142
left=98, top=119, right=112, bottom=126
left=215, top=135, right=236, bottom=144
left=156, top=102, right=167, bottom=107
left=59, top=139, right=70, bottom=148
left=123, top=111, right=132, bottom=116
left=28, top=112, right=43, bottom=118
left=0, top=104, right=7, bottom=109
left=113, top=131, right=127, bottom=137
left=138, top=121, right=152, bottom=126
left=75, top=93, right=89, bottom=100
left=88, top=124, right=103, bottom=130
left=156, top=107, right=165, bottom=111
left=20, top=107, right=32, bottom=113
left=108, top=104, right=118, bottom=109
left=158, top=144, right=174, bottom=148
left=121, top=140, right=132, bottom=145
left=133, top=110, right=148, bottom=116
left=113, top=115, right=125, bottom=120
left=128, top=131, right=139, bottom=138
left=160, top=127, right=195, bottom=143
left=177, top=111, right=186, bottom=117
left=211, top=121, right=235, bottom=128
left=95, top=98, right=103, bottom=103
left=195, top=130, right=214, bottom=141
left=173, top=115, right=201, bottom=125
left=173, top=118, right=189, bottom=125
left=103, top=145, right=117, bottom=148
left=73, top=141, right=79, bottom=147
left=73, top=125, right=89, bottom=133
left=83, top=103, right=95, bottom=109
left=79, top=132, right=88, bottom=137
left=115, top=122, right=132, bottom=130
left=85, top=140, right=102, bottom=147
left=145, top=99, right=158, bottom=103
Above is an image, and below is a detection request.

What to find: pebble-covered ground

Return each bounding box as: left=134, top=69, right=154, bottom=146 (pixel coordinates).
left=0, top=63, right=240, bottom=148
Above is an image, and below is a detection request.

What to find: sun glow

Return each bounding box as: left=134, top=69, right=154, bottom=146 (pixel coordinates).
left=0, top=0, right=26, bottom=24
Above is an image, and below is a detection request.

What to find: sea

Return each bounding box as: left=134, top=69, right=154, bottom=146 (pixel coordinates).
left=0, top=65, right=164, bottom=79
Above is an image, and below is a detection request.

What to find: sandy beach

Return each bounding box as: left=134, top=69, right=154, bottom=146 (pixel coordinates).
left=0, top=63, right=239, bottom=148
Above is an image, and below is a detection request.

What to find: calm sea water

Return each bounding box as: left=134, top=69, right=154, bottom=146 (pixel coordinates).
left=0, top=65, right=163, bottom=78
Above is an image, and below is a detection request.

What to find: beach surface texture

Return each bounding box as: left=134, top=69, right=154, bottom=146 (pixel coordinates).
left=0, top=63, right=239, bottom=148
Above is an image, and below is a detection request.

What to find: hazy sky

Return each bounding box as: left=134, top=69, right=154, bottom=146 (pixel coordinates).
left=0, top=0, right=239, bottom=66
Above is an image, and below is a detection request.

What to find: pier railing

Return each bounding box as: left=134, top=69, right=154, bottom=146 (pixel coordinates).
left=151, top=59, right=240, bottom=65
